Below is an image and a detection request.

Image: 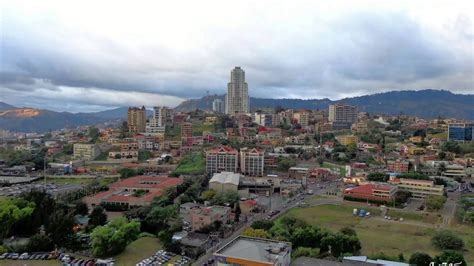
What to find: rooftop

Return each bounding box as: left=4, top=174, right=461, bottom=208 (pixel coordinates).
left=345, top=183, right=395, bottom=194
left=209, top=172, right=240, bottom=186
left=215, top=236, right=291, bottom=264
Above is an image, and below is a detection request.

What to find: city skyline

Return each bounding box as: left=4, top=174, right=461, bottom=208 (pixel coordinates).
left=0, top=1, right=473, bottom=113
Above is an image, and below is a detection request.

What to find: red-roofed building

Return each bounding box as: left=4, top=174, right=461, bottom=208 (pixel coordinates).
left=343, top=184, right=397, bottom=203
left=84, top=175, right=183, bottom=209
left=206, top=146, right=239, bottom=174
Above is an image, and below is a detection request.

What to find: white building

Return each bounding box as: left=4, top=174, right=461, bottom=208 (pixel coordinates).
left=212, top=99, right=225, bottom=113
left=225, top=67, right=249, bottom=116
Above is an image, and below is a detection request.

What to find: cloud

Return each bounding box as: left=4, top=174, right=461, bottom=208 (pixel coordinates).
left=0, top=0, right=472, bottom=112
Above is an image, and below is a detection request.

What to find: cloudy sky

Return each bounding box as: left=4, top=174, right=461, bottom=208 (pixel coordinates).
left=1, top=0, right=473, bottom=112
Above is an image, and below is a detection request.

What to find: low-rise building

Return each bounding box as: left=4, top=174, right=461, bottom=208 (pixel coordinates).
left=288, top=167, right=309, bottom=179
left=386, top=159, right=410, bottom=173
left=343, top=183, right=397, bottom=203
left=73, top=143, right=99, bottom=161
left=209, top=172, right=240, bottom=193
left=84, top=175, right=183, bottom=209
left=190, top=205, right=231, bottom=232
left=213, top=236, right=292, bottom=266
left=390, top=178, right=444, bottom=199
left=337, top=135, right=358, bottom=146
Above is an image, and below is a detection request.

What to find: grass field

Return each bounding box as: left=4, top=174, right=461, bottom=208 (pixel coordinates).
left=280, top=204, right=474, bottom=263
left=36, top=177, right=114, bottom=186
left=113, top=236, right=162, bottom=266
left=0, top=260, right=60, bottom=266
left=321, top=162, right=346, bottom=176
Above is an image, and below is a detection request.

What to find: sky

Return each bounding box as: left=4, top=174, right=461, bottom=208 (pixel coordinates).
left=0, top=0, right=473, bottom=112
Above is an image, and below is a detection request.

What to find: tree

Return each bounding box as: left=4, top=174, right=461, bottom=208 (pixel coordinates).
left=47, top=208, right=75, bottom=245
left=394, top=190, right=412, bottom=204
left=119, top=168, right=137, bottom=179
left=432, top=230, right=464, bottom=250
left=88, top=127, right=100, bottom=143
left=114, top=153, right=122, bottom=159
left=367, top=172, right=387, bottom=182
left=0, top=198, right=35, bottom=239
left=437, top=151, right=446, bottom=160
left=89, top=206, right=107, bottom=227
left=145, top=205, right=178, bottom=233
left=434, top=250, right=466, bottom=266
left=138, top=150, right=152, bottom=162
left=441, top=141, right=461, bottom=154
left=74, top=201, right=89, bottom=216
left=16, top=190, right=55, bottom=236
left=409, top=252, right=432, bottom=266
left=201, top=189, right=217, bottom=201
left=425, top=195, right=446, bottom=211
left=242, top=228, right=269, bottom=239
left=437, top=163, right=447, bottom=176
left=234, top=202, right=241, bottom=222
left=277, top=156, right=297, bottom=171
left=251, top=220, right=274, bottom=231
left=90, top=217, right=140, bottom=257
left=26, top=234, right=54, bottom=252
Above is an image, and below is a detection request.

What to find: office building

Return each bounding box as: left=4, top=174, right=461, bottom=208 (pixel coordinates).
left=390, top=178, right=444, bottom=199
left=128, top=106, right=147, bottom=133
left=225, top=67, right=249, bottom=115
left=240, top=147, right=265, bottom=176
left=343, top=184, right=397, bottom=203
left=73, top=143, right=99, bottom=161
left=328, top=103, right=357, bottom=124
left=84, top=176, right=183, bottom=209
left=214, top=236, right=292, bottom=266
left=448, top=123, right=473, bottom=142
left=212, top=99, right=225, bottom=113
left=206, top=146, right=239, bottom=174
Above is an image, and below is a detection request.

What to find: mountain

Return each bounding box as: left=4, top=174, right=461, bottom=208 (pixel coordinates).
left=174, top=90, right=474, bottom=119
left=0, top=102, right=16, bottom=111
left=0, top=105, right=153, bottom=133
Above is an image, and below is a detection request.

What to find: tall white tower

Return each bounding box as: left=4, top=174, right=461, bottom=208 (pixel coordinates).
left=225, top=67, right=249, bottom=115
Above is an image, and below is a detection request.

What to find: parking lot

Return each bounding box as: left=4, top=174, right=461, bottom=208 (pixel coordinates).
left=0, top=251, right=94, bottom=266
left=0, top=183, right=82, bottom=197
left=136, top=250, right=191, bottom=266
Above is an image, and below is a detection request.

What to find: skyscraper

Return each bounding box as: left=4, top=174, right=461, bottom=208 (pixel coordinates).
left=225, top=67, right=249, bottom=115
left=128, top=106, right=146, bottom=133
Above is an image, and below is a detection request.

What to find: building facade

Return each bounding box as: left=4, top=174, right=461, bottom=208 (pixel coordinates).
left=146, top=106, right=168, bottom=134
left=206, top=146, right=239, bottom=174
left=387, top=159, right=410, bottom=173
left=128, top=106, right=147, bottom=133
left=448, top=123, right=473, bottom=142
left=73, top=143, right=99, bottom=161
left=225, top=67, right=249, bottom=116
left=240, top=147, right=264, bottom=176
left=392, top=178, right=444, bottom=199
left=343, top=184, right=397, bottom=203
left=328, top=103, right=357, bottom=124
left=190, top=205, right=231, bottom=232
left=212, top=99, right=225, bottom=113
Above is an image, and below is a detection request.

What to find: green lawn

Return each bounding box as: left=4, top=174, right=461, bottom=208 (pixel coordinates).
left=113, top=236, right=162, bottom=266
left=165, top=125, right=182, bottom=141
left=321, top=162, right=346, bottom=177
left=279, top=204, right=474, bottom=264
left=0, top=260, right=60, bottom=266
left=171, top=153, right=205, bottom=176
left=192, top=123, right=217, bottom=136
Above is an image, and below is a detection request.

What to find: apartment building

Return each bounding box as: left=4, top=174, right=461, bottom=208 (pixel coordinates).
left=240, top=147, right=265, bottom=176
left=108, top=142, right=139, bottom=159
left=128, top=106, right=147, bottom=133
left=206, top=146, right=239, bottom=174
left=181, top=122, right=193, bottom=139
left=328, top=103, right=357, bottom=124
left=351, top=121, right=368, bottom=133
left=387, top=159, right=410, bottom=173
left=73, top=143, right=99, bottom=161
left=293, top=112, right=309, bottom=127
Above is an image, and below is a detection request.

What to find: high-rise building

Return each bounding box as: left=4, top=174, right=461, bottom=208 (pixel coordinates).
left=206, top=146, right=239, bottom=174
left=328, top=103, right=357, bottom=123
left=181, top=122, right=193, bottom=139
left=212, top=99, right=225, bottom=113
left=225, top=67, right=249, bottom=116
left=328, top=103, right=357, bottom=129
left=448, top=123, right=473, bottom=142
left=240, top=147, right=264, bottom=176
left=293, top=112, right=309, bottom=127
left=128, top=106, right=147, bottom=133
left=146, top=106, right=168, bottom=134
